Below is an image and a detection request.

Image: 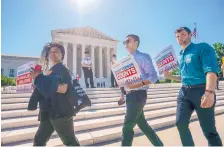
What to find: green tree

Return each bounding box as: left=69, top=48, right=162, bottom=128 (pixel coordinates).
left=213, top=42, right=224, bottom=76
left=1, top=76, right=16, bottom=86
left=1, top=75, right=8, bottom=86
left=171, top=68, right=179, bottom=75
left=8, top=77, right=16, bottom=86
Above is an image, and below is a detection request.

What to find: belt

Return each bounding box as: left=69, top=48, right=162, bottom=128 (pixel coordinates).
left=126, top=90, right=146, bottom=94
left=182, top=83, right=206, bottom=89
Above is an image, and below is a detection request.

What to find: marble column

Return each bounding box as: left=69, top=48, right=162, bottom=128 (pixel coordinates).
left=107, top=47, right=111, bottom=79
left=63, top=42, right=68, bottom=66
left=99, top=46, right=103, bottom=78
left=81, top=44, right=86, bottom=78
left=72, top=44, right=77, bottom=75
left=91, top=46, right=95, bottom=78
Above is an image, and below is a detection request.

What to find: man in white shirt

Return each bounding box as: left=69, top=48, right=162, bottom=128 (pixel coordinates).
left=81, top=51, right=95, bottom=88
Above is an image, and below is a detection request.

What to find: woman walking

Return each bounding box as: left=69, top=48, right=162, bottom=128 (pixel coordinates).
left=30, top=42, right=80, bottom=146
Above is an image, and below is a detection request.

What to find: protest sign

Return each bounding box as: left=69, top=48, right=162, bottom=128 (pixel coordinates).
left=16, top=61, right=35, bottom=93
left=111, top=55, right=142, bottom=90
left=154, top=45, right=179, bottom=75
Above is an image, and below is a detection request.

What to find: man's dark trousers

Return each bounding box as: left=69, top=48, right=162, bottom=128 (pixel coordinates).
left=111, top=71, right=118, bottom=87
left=82, top=67, right=94, bottom=88
left=122, top=90, right=163, bottom=146
left=34, top=116, right=80, bottom=146
left=176, top=86, right=223, bottom=146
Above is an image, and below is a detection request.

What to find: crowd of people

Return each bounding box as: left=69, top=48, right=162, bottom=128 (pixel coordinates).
left=29, top=26, right=223, bottom=146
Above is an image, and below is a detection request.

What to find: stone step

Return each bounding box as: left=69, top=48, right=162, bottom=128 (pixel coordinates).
left=1, top=96, right=180, bottom=129
left=4, top=106, right=224, bottom=146
left=2, top=94, right=224, bottom=120
left=2, top=87, right=224, bottom=101
left=2, top=105, right=177, bottom=132
left=1, top=95, right=181, bottom=120
left=0, top=96, right=174, bottom=111
left=0, top=91, right=180, bottom=111
left=1, top=87, right=180, bottom=98
left=0, top=90, right=181, bottom=104
left=0, top=88, right=183, bottom=99
left=2, top=89, right=224, bottom=104
left=2, top=82, right=224, bottom=95
left=2, top=99, right=224, bottom=132
left=2, top=91, right=224, bottom=111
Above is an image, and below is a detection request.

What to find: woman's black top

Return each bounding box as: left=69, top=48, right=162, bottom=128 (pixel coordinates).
left=38, top=62, right=74, bottom=121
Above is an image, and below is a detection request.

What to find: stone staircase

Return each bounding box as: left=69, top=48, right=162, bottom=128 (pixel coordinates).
left=1, top=83, right=224, bottom=146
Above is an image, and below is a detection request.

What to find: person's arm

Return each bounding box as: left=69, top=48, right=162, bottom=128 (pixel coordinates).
left=205, top=73, right=217, bottom=91
left=81, top=59, right=90, bottom=68
left=118, top=87, right=126, bottom=105
left=82, top=63, right=91, bottom=68
left=126, top=55, right=158, bottom=89
left=199, top=43, right=219, bottom=108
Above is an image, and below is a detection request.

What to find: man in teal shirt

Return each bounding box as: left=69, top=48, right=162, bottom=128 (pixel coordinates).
left=165, top=27, right=222, bottom=146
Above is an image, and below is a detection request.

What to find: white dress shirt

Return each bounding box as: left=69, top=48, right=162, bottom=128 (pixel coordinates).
left=81, top=57, right=92, bottom=67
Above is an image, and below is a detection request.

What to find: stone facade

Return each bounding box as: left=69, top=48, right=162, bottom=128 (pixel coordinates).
left=51, top=26, right=119, bottom=87
left=1, top=54, right=39, bottom=77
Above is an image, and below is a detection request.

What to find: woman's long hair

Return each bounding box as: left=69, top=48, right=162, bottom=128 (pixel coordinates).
left=40, top=43, right=51, bottom=72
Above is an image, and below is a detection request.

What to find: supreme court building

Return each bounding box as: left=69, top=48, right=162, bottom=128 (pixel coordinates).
left=51, top=27, right=119, bottom=87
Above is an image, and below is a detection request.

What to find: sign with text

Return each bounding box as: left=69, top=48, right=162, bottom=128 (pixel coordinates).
left=111, top=55, right=142, bottom=91
left=16, top=61, right=35, bottom=93
left=154, top=45, right=179, bottom=75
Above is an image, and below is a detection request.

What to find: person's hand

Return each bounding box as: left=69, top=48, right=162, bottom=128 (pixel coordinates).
left=164, top=71, right=172, bottom=79
left=118, top=94, right=125, bottom=106
left=30, top=69, right=41, bottom=79
left=201, top=92, right=215, bottom=108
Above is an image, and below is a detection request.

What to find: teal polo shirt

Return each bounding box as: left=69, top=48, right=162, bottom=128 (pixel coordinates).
left=179, top=42, right=218, bottom=85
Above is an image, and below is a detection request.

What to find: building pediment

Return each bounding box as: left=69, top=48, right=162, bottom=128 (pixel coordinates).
left=52, top=27, right=118, bottom=42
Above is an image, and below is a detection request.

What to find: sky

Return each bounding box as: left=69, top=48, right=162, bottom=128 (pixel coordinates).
left=1, top=0, right=224, bottom=60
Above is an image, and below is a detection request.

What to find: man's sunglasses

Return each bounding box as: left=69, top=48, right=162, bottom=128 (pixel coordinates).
left=123, top=39, right=131, bottom=45
left=123, top=39, right=135, bottom=45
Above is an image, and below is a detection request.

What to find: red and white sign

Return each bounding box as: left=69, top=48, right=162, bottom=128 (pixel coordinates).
left=111, top=55, right=142, bottom=91
left=154, top=45, right=179, bottom=75
left=16, top=61, right=35, bottom=93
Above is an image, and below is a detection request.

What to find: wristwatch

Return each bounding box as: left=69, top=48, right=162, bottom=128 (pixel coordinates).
left=205, top=90, right=215, bottom=95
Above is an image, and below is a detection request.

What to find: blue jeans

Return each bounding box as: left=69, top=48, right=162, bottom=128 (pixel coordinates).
left=176, top=86, right=222, bottom=146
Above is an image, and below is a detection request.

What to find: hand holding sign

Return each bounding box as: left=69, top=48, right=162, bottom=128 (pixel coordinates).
left=30, top=64, right=42, bottom=79
left=164, top=71, right=172, bottom=78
